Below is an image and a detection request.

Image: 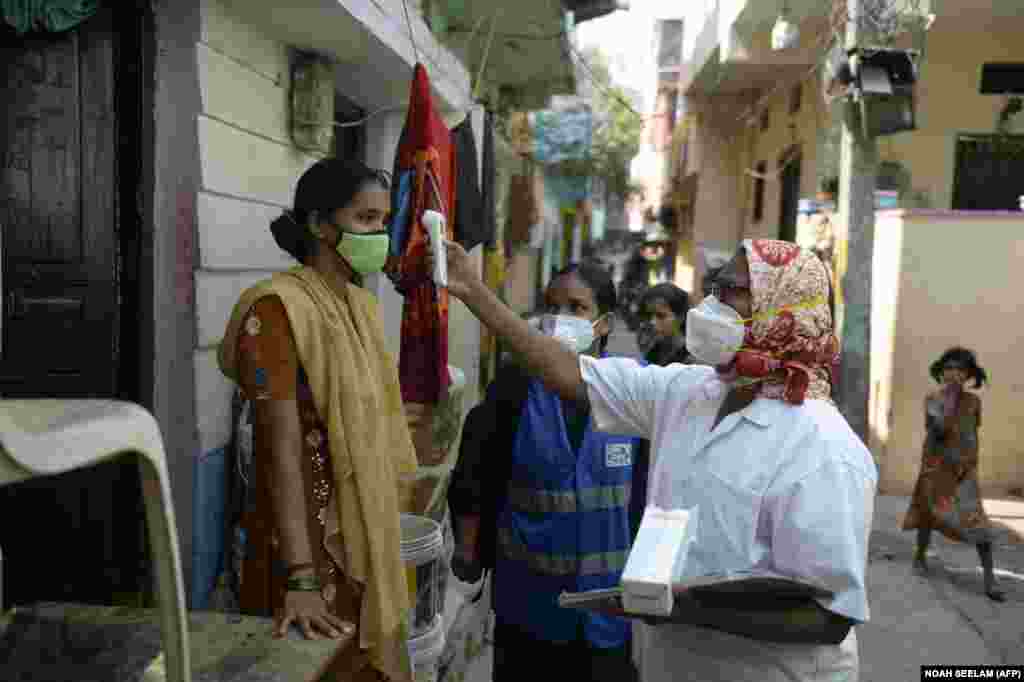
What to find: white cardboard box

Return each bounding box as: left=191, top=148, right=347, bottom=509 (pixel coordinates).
left=621, top=506, right=695, bottom=616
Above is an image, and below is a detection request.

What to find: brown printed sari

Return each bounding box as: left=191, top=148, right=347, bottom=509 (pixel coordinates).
left=235, top=296, right=388, bottom=681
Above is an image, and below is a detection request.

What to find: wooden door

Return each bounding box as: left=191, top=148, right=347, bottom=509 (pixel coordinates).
left=778, top=148, right=802, bottom=243
left=0, top=13, right=118, bottom=397
left=0, top=8, right=142, bottom=606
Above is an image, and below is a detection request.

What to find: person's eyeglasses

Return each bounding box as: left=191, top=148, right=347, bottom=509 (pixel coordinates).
left=704, top=275, right=748, bottom=299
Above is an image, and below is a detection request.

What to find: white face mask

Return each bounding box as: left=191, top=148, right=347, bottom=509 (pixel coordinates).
left=528, top=314, right=602, bottom=354
left=685, top=295, right=746, bottom=367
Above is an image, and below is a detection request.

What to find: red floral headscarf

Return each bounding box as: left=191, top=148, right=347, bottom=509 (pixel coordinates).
left=729, top=239, right=840, bottom=405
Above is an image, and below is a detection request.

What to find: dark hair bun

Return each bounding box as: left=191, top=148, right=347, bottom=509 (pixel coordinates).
left=270, top=213, right=305, bottom=262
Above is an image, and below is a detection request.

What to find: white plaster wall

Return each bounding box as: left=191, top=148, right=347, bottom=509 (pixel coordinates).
left=192, top=0, right=323, bottom=457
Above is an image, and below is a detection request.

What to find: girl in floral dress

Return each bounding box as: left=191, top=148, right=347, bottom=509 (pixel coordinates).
left=903, top=347, right=1004, bottom=601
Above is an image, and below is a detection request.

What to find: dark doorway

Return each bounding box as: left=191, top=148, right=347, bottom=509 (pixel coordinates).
left=1, top=5, right=150, bottom=606
left=778, top=147, right=802, bottom=242
left=952, top=134, right=1024, bottom=210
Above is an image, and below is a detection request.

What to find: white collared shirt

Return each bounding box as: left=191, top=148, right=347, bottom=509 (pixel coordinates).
left=579, top=357, right=878, bottom=682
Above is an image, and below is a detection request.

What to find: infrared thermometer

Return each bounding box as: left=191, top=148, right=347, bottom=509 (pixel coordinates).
left=422, top=210, right=448, bottom=288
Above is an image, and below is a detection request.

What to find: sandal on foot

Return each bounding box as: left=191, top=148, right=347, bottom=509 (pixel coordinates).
left=451, top=554, right=483, bottom=583
left=985, top=588, right=1006, bottom=602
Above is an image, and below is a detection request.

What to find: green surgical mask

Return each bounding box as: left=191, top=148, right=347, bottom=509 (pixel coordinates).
left=334, top=230, right=390, bottom=275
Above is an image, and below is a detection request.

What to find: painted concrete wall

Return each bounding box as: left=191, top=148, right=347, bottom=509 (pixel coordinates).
left=686, top=93, right=749, bottom=285
left=505, top=249, right=539, bottom=315
left=191, top=0, right=320, bottom=606
left=870, top=211, right=1024, bottom=496
left=150, top=0, right=203, bottom=602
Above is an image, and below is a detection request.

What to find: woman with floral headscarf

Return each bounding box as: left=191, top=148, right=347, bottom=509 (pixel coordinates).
left=434, top=238, right=877, bottom=682
left=903, top=347, right=1004, bottom=601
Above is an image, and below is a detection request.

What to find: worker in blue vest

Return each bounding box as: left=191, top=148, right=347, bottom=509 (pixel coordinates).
left=449, top=261, right=642, bottom=682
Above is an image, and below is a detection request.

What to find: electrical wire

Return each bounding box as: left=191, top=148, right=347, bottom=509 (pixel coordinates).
left=331, top=105, right=408, bottom=128
left=400, top=0, right=421, bottom=64
left=473, top=11, right=500, bottom=102
left=565, top=40, right=646, bottom=121
left=448, top=27, right=567, bottom=41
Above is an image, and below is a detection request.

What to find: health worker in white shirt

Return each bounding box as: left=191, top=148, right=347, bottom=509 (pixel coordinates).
left=431, top=237, right=878, bottom=682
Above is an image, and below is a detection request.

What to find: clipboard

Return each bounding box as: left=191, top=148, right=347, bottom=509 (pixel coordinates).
left=558, top=572, right=834, bottom=623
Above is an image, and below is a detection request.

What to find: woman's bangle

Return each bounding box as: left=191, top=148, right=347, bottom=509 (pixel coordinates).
left=286, top=574, right=323, bottom=592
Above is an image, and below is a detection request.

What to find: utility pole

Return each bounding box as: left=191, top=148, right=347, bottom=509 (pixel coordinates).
left=836, top=0, right=878, bottom=445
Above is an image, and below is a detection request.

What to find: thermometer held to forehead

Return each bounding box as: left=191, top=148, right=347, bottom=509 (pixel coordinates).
left=422, top=210, right=448, bottom=288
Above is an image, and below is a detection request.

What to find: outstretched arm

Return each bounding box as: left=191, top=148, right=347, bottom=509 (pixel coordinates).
left=440, top=240, right=588, bottom=404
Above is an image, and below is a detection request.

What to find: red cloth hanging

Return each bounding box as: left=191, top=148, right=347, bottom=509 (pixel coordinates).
left=387, top=64, right=455, bottom=405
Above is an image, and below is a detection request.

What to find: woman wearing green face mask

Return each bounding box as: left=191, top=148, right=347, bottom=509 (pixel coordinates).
left=218, top=158, right=423, bottom=681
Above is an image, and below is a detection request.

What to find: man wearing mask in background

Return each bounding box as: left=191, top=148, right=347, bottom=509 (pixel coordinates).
left=437, top=237, right=877, bottom=682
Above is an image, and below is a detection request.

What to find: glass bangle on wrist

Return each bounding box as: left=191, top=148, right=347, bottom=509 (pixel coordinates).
left=286, top=574, right=323, bottom=592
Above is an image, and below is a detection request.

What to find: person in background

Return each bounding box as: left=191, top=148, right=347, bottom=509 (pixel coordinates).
left=448, top=261, right=641, bottom=682
left=903, top=347, right=1004, bottom=601
left=636, top=283, right=692, bottom=367
left=218, top=158, right=420, bottom=681
left=436, top=237, right=877, bottom=682
left=629, top=283, right=691, bottom=538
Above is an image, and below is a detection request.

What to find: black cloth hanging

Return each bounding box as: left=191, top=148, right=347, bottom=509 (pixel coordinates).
left=481, top=109, right=497, bottom=249
left=451, top=116, right=487, bottom=251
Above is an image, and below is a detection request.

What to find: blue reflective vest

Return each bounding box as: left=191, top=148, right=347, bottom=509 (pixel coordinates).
left=493, top=376, right=642, bottom=648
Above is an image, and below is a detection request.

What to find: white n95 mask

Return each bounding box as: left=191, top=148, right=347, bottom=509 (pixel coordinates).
left=528, top=314, right=597, bottom=354
left=685, top=295, right=746, bottom=367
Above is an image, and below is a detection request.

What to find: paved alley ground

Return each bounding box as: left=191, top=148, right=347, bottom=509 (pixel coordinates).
left=457, top=328, right=1024, bottom=682
left=864, top=497, right=1024, bottom=679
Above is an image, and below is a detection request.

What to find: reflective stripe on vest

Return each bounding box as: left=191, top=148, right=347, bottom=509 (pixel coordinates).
left=497, top=524, right=630, bottom=576
left=506, top=483, right=631, bottom=514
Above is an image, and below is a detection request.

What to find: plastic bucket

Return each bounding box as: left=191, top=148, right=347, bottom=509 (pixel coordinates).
left=400, top=513, right=446, bottom=637
left=407, top=615, right=445, bottom=682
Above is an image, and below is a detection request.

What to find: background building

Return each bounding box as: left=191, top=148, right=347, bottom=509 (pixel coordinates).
left=670, top=0, right=1024, bottom=495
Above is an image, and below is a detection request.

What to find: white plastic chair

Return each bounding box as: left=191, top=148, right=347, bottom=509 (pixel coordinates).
left=0, top=400, right=191, bottom=682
